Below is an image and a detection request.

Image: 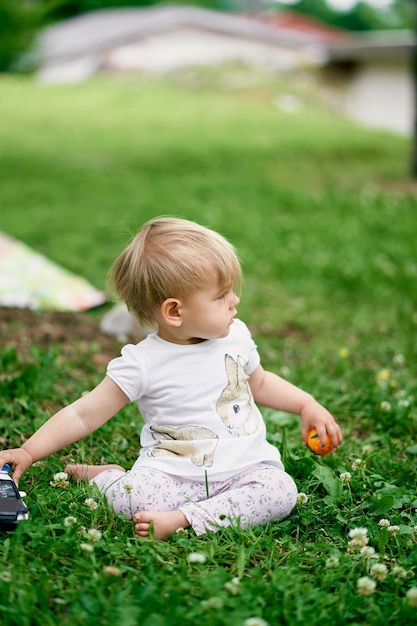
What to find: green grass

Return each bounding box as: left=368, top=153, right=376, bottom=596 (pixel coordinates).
left=0, top=68, right=416, bottom=625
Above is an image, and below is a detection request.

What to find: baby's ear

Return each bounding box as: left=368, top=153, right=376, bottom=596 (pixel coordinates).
left=160, top=298, right=183, bottom=327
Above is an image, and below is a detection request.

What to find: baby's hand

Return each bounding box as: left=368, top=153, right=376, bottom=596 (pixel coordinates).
left=0, top=448, right=33, bottom=485
left=300, top=400, right=343, bottom=451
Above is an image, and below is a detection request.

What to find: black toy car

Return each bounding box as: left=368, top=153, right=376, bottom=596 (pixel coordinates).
left=0, top=465, right=29, bottom=528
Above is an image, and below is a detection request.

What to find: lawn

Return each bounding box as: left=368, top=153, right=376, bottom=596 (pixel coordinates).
left=0, top=67, right=416, bottom=625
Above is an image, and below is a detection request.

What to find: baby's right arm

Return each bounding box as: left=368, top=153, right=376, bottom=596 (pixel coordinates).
left=0, top=376, right=129, bottom=484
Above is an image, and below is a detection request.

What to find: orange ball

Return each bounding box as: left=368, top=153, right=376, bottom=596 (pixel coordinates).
left=307, top=427, right=333, bottom=455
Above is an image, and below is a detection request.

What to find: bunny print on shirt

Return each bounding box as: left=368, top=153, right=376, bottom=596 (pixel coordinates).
left=150, top=354, right=258, bottom=467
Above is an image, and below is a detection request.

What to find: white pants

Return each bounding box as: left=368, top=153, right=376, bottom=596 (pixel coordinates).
left=92, top=462, right=298, bottom=536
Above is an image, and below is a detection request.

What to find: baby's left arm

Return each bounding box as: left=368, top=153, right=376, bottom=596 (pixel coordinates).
left=249, top=365, right=343, bottom=450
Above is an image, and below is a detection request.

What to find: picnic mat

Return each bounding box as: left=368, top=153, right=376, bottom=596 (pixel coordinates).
left=0, top=232, right=106, bottom=311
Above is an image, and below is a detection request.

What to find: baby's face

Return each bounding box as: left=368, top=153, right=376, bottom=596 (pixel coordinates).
left=167, top=277, right=240, bottom=345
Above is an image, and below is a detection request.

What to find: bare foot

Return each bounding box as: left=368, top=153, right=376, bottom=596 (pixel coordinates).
left=133, top=510, right=189, bottom=540
left=64, top=464, right=126, bottom=481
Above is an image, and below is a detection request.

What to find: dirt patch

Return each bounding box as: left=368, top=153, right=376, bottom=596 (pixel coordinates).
left=0, top=307, right=122, bottom=366
left=377, top=178, right=417, bottom=195
left=0, top=307, right=308, bottom=367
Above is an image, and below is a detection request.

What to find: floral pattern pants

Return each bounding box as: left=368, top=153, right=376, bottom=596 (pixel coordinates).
left=91, top=462, right=298, bottom=535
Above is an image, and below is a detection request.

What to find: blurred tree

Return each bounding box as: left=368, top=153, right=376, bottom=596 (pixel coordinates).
left=44, top=0, right=157, bottom=20
left=272, top=0, right=413, bottom=31
left=0, top=0, right=45, bottom=72
left=40, top=0, right=227, bottom=20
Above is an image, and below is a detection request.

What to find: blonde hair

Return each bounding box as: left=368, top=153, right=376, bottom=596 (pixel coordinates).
left=110, top=217, right=242, bottom=326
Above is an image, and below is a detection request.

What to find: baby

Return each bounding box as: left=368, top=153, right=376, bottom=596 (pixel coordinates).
left=0, top=217, right=343, bottom=539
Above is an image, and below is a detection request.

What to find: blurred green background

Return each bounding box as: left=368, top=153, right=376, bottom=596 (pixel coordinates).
left=0, top=70, right=415, bottom=364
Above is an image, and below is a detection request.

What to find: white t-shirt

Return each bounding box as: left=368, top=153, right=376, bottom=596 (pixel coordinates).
left=107, top=319, right=283, bottom=481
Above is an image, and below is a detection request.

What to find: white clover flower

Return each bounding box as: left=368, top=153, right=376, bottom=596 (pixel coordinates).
left=360, top=546, right=376, bottom=560
left=361, top=444, right=374, bottom=455
left=187, top=552, right=207, bottom=564
left=123, top=483, right=134, bottom=495
left=370, top=563, right=388, bottom=581
left=224, top=577, right=240, bottom=595
left=325, top=556, right=340, bottom=568
left=349, top=527, right=369, bottom=547
left=351, top=458, right=365, bottom=471
left=0, top=571, right=12, bottom=582
left=80, top=543, right=94, bottom=553
left=388, top=525, right=400, bottom=536
left=392, top=566, right=408, bottom=580
left=379, top=519, right=390, bottom=528
left=201, top=597, right=224, bottom=610
left=380, top=401, right=392, bottom=412
left=398, top=399, right=410, bottom=408
left=280, top=366, right=291, bottom=378
left=175, top=527, right=188, bottom=535
left=244, top=618, right=269, bottom=626
left=50, top=472, right=69, bottom=488
left=393, top=354, right=405, bottom=366
left=357, top=576, right=377, bottom=596
left=405, top=587, right=417, bottom=608
left=64, top=516, right=77, bottom=527
left=84, top=498, right=98, bottom=510
left=339, top=472, right=352, bottom=483
left=296, top=492, right=309, bottom=504
left=87, top=528, right=102, bottom=542
left=103, top=565, right=122, bottom=577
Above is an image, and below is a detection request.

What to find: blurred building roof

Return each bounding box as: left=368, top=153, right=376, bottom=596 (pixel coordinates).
left=253, top=10, right=349, bottom=43
left=38, top=5, right=332, bottom=82
left=39, top=5, right=327, bottom=65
